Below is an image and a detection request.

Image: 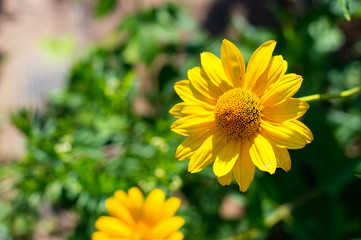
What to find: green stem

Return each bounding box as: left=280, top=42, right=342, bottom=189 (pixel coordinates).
left=299, top=86, right=361, bottom=102
left=264, top=188, right=320, bottom=228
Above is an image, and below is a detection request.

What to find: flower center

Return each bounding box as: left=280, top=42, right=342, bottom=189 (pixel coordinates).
left=215, top=88, right=262, bottom=138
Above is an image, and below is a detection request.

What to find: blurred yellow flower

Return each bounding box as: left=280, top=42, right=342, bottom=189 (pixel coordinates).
left=92, top=187, right=184, bottom=240
left=170, top=39, right=313, bottom=192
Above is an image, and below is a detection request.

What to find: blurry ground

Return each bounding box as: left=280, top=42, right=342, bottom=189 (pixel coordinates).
left=0, top=0, right=218, bottom=163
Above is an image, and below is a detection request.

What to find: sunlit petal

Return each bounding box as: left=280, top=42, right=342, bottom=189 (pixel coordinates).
left=244, top=40, right=277, bottom=91
left=221, top=39, right=246, bottom=88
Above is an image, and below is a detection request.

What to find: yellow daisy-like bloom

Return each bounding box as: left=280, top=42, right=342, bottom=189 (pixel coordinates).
left=92, top=187, right=185, bottom=240
left=170, top=39, right=313, bottom=192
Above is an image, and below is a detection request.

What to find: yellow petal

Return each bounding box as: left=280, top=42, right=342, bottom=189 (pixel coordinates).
left=92, top=231, right=109, bottom=240
left=175, top=130, right=213, bottom=161
left=249, top=133, right=277, bottom=174
left=260, top=120, right=313, bottom=149
left=92, top=232, right=128, bottom=240
left=143, top=188, right=165, bottom=223
left=221, top=39, right=246, bottom=88
left=114, top=190, right=130, bottom=209
left=105, top=198, right=135, bottom=226
left=261, top=74, right=303, bottom=106
left=213, top=137, right=241, bottom=177
left=168, top=231, right=184, bottom=240
left=200, top=52, right=233, bottom=91
left=273, top=146, right=291, bottom=171
left=107, top=238, right=129, bottom=240
left=159, top=197, right=181, bottom=220
left=234, top=138, right=255, bottom=192
left=170, top=115, right=216, bottom=136
left=174, top=80, right=214, bottom=110
left=262, top=98, right=309, bottom=122
left=217, top=170, right=233, bottom=186
left=292, top=120, right=314, bottom=141
left=151, top=216, right=185, bottom=238
left=252, top=55, right=287, bottom=96
left=188, top=130, right=224, bottom=173
left=244, top=40, right=277, bottom=91
left=169, top=102, right=213, bottom=119
left=95, top=216, right=132, bottom=237
left=188, top=67, right=223, bottom=101
left=127, top=187, right=144, bottom=220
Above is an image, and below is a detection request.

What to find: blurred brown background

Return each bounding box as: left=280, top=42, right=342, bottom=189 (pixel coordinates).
left=0, top=0, right=222, bottom=163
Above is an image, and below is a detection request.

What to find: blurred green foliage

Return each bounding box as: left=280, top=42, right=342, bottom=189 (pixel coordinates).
left=1, top=1, right=361, bottom=240
left=95, top=0, right=117, bottom=18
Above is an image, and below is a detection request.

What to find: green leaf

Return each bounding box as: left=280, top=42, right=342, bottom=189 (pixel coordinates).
left=338, top=0, right=351, bottom=21
left=95, top=0, right=116, bottom=18
left=355, top=174, right=361, bottom=179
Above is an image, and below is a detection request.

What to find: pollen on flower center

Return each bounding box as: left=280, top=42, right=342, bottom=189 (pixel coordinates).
left=215, top=88, right=262, bottom=138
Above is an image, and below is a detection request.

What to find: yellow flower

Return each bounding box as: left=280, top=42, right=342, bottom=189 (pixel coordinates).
left=92, top=187, right=185, bottom=240
left=170, top=39, right=313, bottom=192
